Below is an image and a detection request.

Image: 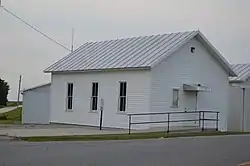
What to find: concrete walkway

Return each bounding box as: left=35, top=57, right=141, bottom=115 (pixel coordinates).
left=0, top=128, right=127, bottom=137
left=0, top=107, right=18, bottom=114
left=0, top=124, right=128, bottom=137
left=0, top=124, right=204, bottom=137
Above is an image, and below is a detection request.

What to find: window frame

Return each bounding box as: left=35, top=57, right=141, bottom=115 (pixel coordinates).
left=66, top=83, right=74, bottom=111
left=172, top=88, right=179, bottom=108
left=118, top=81, right=127, bottom=112
left=91, top=82, right=99, bottom=112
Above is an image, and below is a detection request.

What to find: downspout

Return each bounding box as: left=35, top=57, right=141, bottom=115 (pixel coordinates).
left=195, top=91, right=198, bottom=111
left=242, top=88, right=246, bottom=132
left=195, top=91, right=198, bottom=125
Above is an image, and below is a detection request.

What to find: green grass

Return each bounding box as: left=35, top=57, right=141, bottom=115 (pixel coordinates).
left=0, top=101, right=22, bottom=108
left=0, top=107, right=22, bottom=124
left=6, top=101, right=22, bottom=107
left=21, top=131, right=250, bottom=142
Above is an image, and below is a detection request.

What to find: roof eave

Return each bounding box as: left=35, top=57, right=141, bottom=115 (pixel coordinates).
left=44, top=66, right=151, bottom=74
left=22, top=83, right=51, bottom=93
left=229, top=78, right=246, bottom=83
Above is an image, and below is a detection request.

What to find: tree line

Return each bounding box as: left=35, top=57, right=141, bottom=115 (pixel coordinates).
left=0, top=78, right=9, bottom=106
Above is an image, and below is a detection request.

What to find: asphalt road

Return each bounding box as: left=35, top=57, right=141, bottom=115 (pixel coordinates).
left=1, top=135, right=250, bottom=166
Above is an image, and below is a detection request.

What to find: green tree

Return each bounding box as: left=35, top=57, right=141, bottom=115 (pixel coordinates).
left=0, top=78, right=9, bottom=106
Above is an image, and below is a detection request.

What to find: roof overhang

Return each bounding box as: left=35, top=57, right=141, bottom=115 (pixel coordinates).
left=231, top=84, right=250, bottom=89
left=44, top=66, right=151, bottom=74
left=229, top=79, right=244, bottom=83
left=183, top=84, right=212, bottom=92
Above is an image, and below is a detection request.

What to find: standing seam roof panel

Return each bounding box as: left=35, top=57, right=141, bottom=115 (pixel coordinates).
left=129, top=33, right=182, bottom=67
left=60, top=40, right=114, bottom=71
left=143, top=31, right=196, bottom=67
left=134, top=32, right=189, bottom=67
left=230, top=64, right=250, bottom=81
left=71, top=39, right=124, bottom=71
left=85, top=36, right=150, bottom=70
left=52, top=42, right=98, bottom=71
left=94, top=36, right=150, bottom=70
left=118, top=34, right=173, bottom=68
left=44, top=31, right=203, bottom=72
left=106, top=34, right=165, bottom=69
left=45, top=42, right=90, bottom=71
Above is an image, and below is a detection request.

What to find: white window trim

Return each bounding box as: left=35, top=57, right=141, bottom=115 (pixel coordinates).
left=90, top=82, right=99, bottom=112
left=171, top=88, right=179, bottom=108
left=66, top=82, right=74, bottom=112
left=118, top=81, right=127, bottom=112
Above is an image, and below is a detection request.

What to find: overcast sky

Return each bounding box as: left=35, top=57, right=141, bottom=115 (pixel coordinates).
left=0, top=0, right=250, bottom=100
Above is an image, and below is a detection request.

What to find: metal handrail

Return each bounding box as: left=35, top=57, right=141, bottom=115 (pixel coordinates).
left=127, top=110, right=218, bottom=116
left=128, top=110, right=219, bottom=134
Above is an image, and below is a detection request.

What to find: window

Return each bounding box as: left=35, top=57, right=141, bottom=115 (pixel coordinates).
left=172, top=88, right=179, bottom=108
left=191, top=47, right=195, bottom=53
left=67, top=83, right=74, bottom=110
left=119, top=82, right=127, bottom=112
left=91, top=82, right=98, bottom=111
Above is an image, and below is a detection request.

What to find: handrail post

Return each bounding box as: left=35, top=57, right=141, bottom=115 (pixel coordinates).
left=198, top=111, right=201, bottom=127
left=202, top=111, right=205, bottom=131
left=128, top=114, right=132, bottom=135
left=167, top=113, right=170, bottom=133
left=216, top=112, right=219, bottom=131
left=99, top=109, right=103, bottom=131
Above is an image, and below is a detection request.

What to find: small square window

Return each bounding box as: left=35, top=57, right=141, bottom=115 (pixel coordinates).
left=191, top=47, right=195, bottom=53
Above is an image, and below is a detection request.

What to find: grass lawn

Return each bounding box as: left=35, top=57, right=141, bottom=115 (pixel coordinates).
left=0, top=101, right=23, bottom=108
left=6, top=101, right=22, bottom=107
left=21, top=131, right=250, bottom=142
left=0, top=107, right=22, bottom=124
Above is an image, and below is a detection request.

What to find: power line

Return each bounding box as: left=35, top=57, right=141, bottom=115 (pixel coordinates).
left=0, top=5, right=71, bottom=51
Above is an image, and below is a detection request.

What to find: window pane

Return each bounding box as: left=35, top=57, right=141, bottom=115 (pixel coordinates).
left=123, top=82, right=127, bottom=96
left=68, top=84, right=71, bottom=96
left=71, top=84, right=73, bottom=96
left=92, top=83, right=95, bottom=96
left=92, top=83, right=98, bottom=97
left=119, top=97, right=126, bottom=111
left=92, top=97, right=98, bottom=110
left=95, top=83, right=98, bottom=96
left=68, top=97, right=72, bottom=109
left=120, top=82, right=127, bottom=97
left=68, top=83, right=73, bottom=97
left=120, top=83, right=123, bottom=96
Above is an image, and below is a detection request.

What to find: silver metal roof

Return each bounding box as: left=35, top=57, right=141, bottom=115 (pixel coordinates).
left=22, top=83, right=51, bottom=93
left=44, top=30, right=236, bottom=77
left=230, top=64, right=250, bottom=82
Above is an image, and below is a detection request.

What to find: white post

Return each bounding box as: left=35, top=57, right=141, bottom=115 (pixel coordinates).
left=99, top=98, right=104, bottom=130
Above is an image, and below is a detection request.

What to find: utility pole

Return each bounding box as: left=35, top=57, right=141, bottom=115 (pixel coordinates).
left=17, top=75, right=22, bottom=107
